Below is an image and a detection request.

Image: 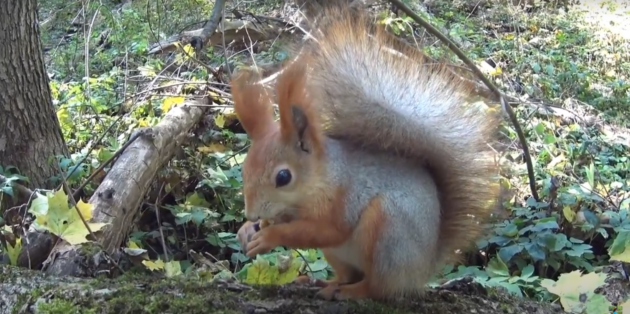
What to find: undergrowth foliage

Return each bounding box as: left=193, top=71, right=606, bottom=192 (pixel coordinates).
left=0, top=0, right=629, bottom=313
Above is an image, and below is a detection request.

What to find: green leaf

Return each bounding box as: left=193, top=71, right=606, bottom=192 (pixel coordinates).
left=530, top=220, right=559, bottom=232
left=501, top=224, right=519, bottom=237
left=486, top=256, right=509, bottom=278
left=585, top=294, right=611, bottom=314
left=520, top=264, right=535, bottom=278
left=609, top=231, right=630, bottom=255
left=308, top=259, right=329, bottom=272
left=524, top=243, right=546, bottom=261
left=164, top=260, right=183, bottom=278
left=531, top=62, right=541, bottom=73
left=609, top=231, right=630, bottom=262
left=498, top=244, right=524, bottom=263
left=6, top=237, right=22, bottom=266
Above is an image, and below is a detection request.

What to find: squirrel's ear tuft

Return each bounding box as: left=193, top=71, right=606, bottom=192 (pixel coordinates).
left=290, top=105, right=309, bottom=140
left=230, top=69, right=275, bottom=141
left=276, top=57, right=324, bottom=156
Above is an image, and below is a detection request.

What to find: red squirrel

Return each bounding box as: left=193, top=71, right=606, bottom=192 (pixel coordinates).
left=231, top=5, right=500, bottom=301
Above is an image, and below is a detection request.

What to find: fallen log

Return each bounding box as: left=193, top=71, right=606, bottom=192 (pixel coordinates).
left=147, top=19, right=279, bottom=55
left=0, top=264, right=568, bottom=314
left=16, top=97, right=213, bottom=277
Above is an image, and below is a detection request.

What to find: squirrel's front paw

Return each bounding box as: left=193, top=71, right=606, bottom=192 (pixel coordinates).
left=245, top=229, right=277, bottom=257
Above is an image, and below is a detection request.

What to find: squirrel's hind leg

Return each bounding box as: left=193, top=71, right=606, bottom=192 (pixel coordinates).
left=314, top=248, right=364, bottom=300
left=317, top=196, right=388, bottom=300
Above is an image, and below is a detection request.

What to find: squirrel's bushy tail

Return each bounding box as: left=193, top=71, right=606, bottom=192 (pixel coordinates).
left=298, top=6, right=500, bottom=264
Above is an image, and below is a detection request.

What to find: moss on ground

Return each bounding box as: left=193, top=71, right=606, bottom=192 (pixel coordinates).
left=1, top=265, right=566, bottom=314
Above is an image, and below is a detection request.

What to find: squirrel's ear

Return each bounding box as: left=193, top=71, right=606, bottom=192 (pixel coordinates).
left=275, top=58, right=324, bottom=156
left=230, top=69, right=275, bottom=141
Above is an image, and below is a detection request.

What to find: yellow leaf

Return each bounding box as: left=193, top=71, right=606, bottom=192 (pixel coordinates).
left=28, top=189, right=108, bottom=245
left=161, top=96, right=185, bottom=113
left=182, top=44, right=194, bottom=56
left=138, top=118, right=150, bottom=128
left=214, top=114, right=226, bottom=129
left=276, top=255, right=301, bottom=285
left=244, top=257, right=276, bottom=285
left=127, top=240, right=141, bottom=249
left=62, top=221, right=108, bottom=245
left=56, top=106, right=72, bottom=126
left=143, top=259, right=165, bottom=271
left=164, top=261, right=183, bottom=278
left=75, top=199, right=93, bottom=221
left=610, top=249, right=630, bottom=263
left=6, top=237, right=22, bottom=266
left=489, top=66, right=503, bottom=76
left=504, top=33, right=515, bottom=40
left=562, top=206, right=575, bottom=223
left=197, top=143, right=227, bottom=153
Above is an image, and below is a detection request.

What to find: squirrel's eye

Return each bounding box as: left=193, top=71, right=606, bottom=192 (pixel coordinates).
left=275, top=169, right=292, bottom=188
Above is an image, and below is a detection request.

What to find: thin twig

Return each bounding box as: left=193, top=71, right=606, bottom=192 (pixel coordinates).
left=154, top=182, right=169, bottom=262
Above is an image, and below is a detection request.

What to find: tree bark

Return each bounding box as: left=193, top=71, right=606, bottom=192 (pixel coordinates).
left=0, top=0, right=69, bottom=190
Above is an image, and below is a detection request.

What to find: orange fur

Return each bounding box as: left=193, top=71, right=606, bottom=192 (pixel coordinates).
left=232, top=59, right=332, bottom=224
left=318, top=196, right=387, bottom=300
left=274, top=57, right=325, bottom=159
left=234, top=58, right=352, bottom=258
left=232, top=2, right=499, bottom=302
left=230, top=70, right=276, bottom=141
left=255, top=188, right=351, bottom=249
left=300, top=5, right=499, bottom=267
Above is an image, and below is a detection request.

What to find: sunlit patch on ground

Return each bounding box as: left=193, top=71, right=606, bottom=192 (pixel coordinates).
left=577, top=0, right=630, bottom=39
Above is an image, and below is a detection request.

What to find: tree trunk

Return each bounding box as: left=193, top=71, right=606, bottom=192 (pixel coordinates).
left=0, top=0, right=68, bottom=190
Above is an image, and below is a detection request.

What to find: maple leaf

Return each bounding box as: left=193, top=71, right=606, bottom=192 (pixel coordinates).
left=541, top=270, right=609, bottom=314
left=143, top=259, right=165, bottom=271
left=28, top=189, right=107, bottom=245
left=242, top=255, right=300, bottom=285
